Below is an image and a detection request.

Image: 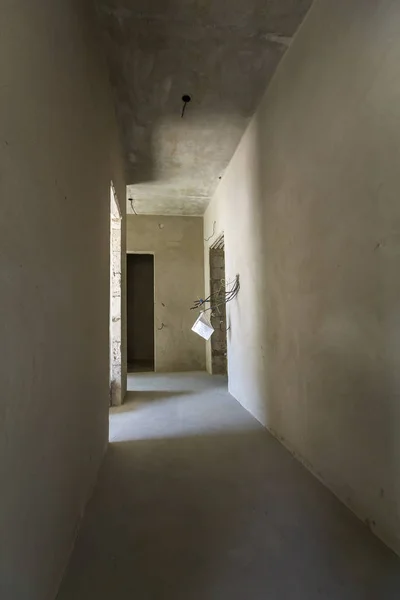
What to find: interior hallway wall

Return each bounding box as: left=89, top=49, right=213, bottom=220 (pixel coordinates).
left=204, top=0, right=400, bottom=556
left=0, top=1, right=126, bottom=598
left=127, top=215, right=205, bottom=372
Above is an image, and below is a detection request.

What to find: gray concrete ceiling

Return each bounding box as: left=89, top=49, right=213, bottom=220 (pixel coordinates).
left=96, top=0, right=313, bottom=215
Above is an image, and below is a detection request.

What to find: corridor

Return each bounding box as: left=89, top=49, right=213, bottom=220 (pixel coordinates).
left=57, top=373, right=400, bottom=599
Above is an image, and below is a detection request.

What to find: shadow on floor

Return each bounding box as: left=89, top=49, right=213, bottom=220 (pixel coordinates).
left=127, top=360, right=155, bottom=374
left=57, top=425, right=400, bottom=599
left=125, top=390, right=194, bottom=403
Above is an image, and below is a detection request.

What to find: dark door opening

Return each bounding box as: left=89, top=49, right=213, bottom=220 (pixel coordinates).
left=127, top=253, right=155, bottom=373
left=210, top=236, right=227, bottom=375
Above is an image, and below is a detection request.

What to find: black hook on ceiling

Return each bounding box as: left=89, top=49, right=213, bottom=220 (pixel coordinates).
left=181, top=94, right=191, bottom=118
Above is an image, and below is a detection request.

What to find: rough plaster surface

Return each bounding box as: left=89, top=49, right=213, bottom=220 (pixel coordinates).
left=58, top=372, right=400, bottom=598
left=205, top=0, right=400, bottom=556
left=210, top=247, right=227, bottom=375
left=96, top=0, right=312, bottom=215
left=110, top=186, right=123, bottom=406
left=0, top=2, right=126, bottom=598
left=127, top=215, right=205, bottom=372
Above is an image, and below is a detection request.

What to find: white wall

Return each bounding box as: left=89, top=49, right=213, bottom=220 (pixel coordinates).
left=0, top=2, right=126, bottom=598
left=127, top=215, right=205, bottom=372
left=205, top=0, right=400, bottom=555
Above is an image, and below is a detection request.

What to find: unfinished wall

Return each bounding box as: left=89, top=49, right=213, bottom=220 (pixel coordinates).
left=0, top=2, right=126, bottom=598
left=127, top=215, right=205, bottom=372
left=209, top=244, right=227, bottom=375
left=205, top=0, right=400, bottom=555
left=110, top=186, right=123, bottom=406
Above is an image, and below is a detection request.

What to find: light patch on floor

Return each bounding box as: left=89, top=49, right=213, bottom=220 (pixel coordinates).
left=58, top=373, right=400, bottom=599
left=109, top=372, right=251, bottom=443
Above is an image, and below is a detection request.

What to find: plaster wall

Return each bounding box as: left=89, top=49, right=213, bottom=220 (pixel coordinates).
left=205, top=0, right=400, bottom=555
left=127, top=215, right=205, bottom=372
left=0, top=2, right=126, bottom=598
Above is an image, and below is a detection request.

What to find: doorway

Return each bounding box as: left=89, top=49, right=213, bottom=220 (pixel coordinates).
left=209, top=235, right=227, bottom=375
left=127, top=254, right=155, bottom=373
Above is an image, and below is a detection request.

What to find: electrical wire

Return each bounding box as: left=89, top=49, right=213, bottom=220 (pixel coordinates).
left=190, top=275, right=240, bottom=311
left=204, top=221, right=216, bottom=242
left=129, top=198, right=137, bottom=214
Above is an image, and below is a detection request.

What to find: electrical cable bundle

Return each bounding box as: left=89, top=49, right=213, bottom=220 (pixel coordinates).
left=190, top=275, right=240, bottom=312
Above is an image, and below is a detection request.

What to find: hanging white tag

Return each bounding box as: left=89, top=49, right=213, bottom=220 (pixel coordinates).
left=191, top=312, right=214, bottom=340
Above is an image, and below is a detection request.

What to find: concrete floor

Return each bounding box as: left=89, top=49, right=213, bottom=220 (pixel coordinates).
left=57, top=372, right=400, bottom=599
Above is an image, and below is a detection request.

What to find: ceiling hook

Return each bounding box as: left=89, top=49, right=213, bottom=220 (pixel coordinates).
left=181, top=94, right=191, bottom=118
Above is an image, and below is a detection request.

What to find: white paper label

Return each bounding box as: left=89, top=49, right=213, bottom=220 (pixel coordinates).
left=192, top=313, right=214, bottom=340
